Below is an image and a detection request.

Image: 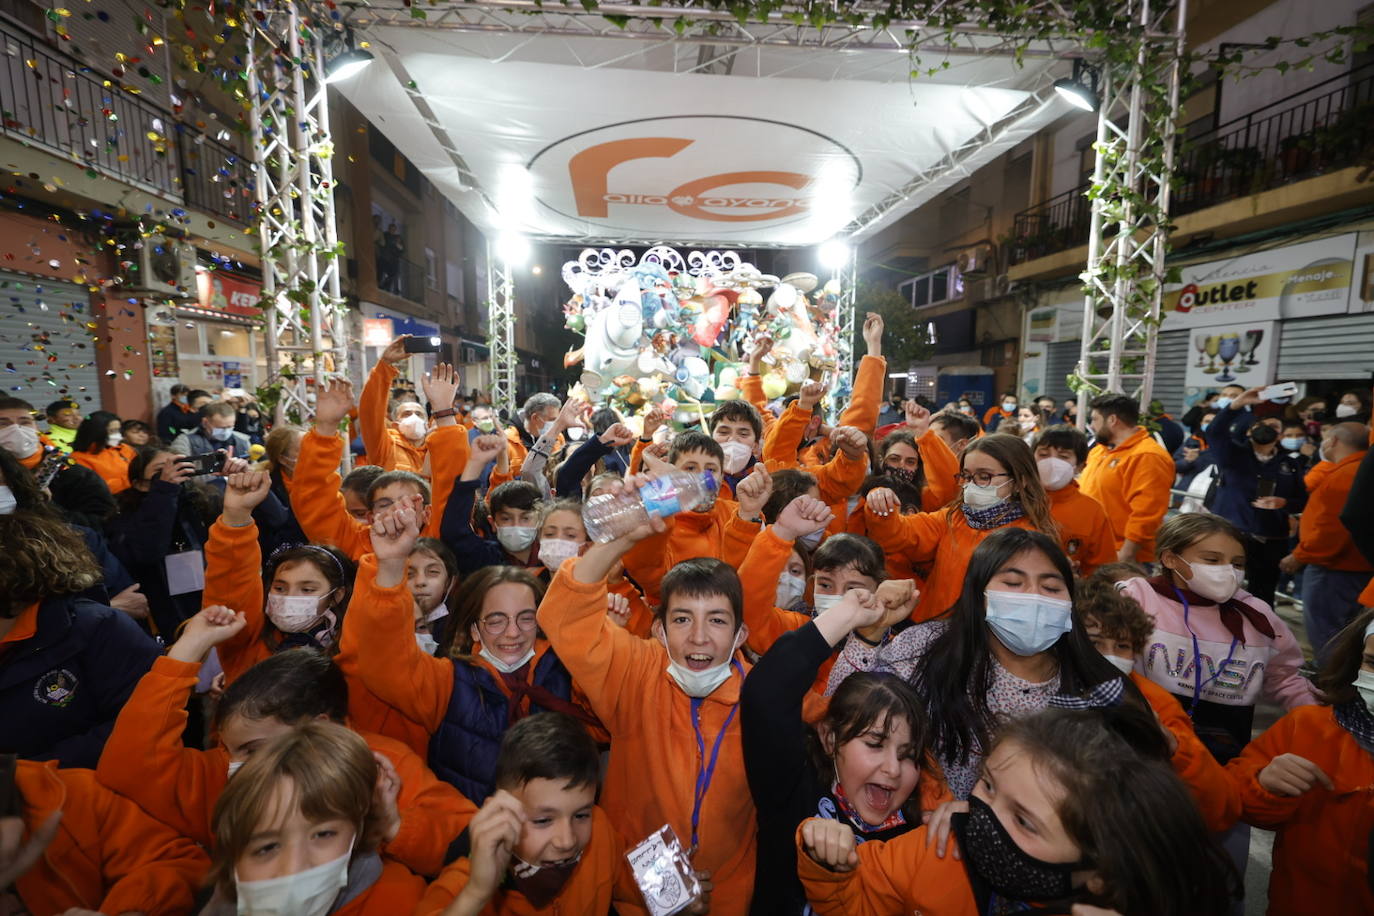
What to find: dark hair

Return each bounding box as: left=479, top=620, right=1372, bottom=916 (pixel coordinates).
left=0, top=447, right=59, bottom=519
left=877, top=430, right=928, bottom=491
left=366, top=470, right=432, bottom=507
left=213, top=648, right=350, bottom=730
left=992, top=707, right=1238, bottom=916
left=493, top=712, right=601, bottom=792
left=859, top=473, right=923, bottom=513
left=263, top=544, right=354, bottom=651
left=489, top=479, right=541, bottom=516
left=1031, top=424, right=1089, bottom=465
left=930, top=410, right=981, bottom=442
left=913, top=528, right=1130, bottom=765
left=668, top=429, right=724, bottom=466
left=72, top=411, right=119, bottom=454
left=1313, top=606, right=1374, bottom=705
left=187, top=389, right=212, bottom=404
left=657, top=558, right=743, bottom=631
left=411, top=537, right=458, bottom=583
left=589, top=407, right=621, bottom=437
left=341, top=464, right=385, bottom=497
left=1089, top=393, right=1141, bottom=428
left=1075, top=578, right=1155, bottom=654
left=121, top=418, right=154, bottom=441
left=446, top=565, right=546, bottom=657
left=708, top=400, right=763, bottom=443
left=0, top=396, right=36, bottom=414
left=806, top=672, right=930, bottom=820
left=812, top=533, right=886, bottom=582
left=170, top=384, right=190, bottom=397
left=199, top=401, right=235, bottom=421
left=762, top=468, right=819, bottom=524
left=45, top=399, right=78, bottom=419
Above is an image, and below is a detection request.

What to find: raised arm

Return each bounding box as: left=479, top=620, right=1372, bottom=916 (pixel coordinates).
left=763, top=380, right=825, bottom=465
left=206, top=470, right=273, bottom=684
left=293, top=378, right=370, bottom=560
left=439, top=433, right=508, bottom=574
left=360, top=339, right=409, bottom=471
left=813, top=426, right=870, bottom=504
left=737, top=496, right=832, bottom=656
left=835, top=314, right=885, bottom=435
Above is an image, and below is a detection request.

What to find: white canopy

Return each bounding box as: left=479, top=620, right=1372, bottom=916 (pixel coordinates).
left=337, top=7, right=1073, bottom=247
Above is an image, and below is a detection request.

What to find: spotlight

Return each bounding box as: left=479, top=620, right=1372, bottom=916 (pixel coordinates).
left=496, top=232, right=530, bottom=267
left=818, top=240, right=852, bottom=271
left=324, top=30, right=374, bottom=85
left=1054, top=58, right=1100, bottom=113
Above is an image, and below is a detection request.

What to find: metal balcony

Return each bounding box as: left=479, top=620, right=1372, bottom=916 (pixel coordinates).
left=0, top=18, right=252, bottom=224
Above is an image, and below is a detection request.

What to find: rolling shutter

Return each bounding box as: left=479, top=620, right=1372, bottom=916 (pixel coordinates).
left=1151, top=329, right=1189, bottom=413
left=1276, top=313, right=1374, bottom=380
left=0, top=273, right=103, bottom=412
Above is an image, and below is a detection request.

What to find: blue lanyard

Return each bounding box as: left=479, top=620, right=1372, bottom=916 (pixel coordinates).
left=1172, top=585, right=1240, bottom=715
left=689, top=668, right=740, bottom=854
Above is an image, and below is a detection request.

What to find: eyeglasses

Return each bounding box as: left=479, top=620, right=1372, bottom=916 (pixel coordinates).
left=954, top=470, right=1012, bottom=487
left=479, top=611, right=538, bottom=635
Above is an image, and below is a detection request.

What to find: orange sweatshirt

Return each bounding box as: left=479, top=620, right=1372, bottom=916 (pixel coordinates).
left=414, top=806, right=623, bottom=916
left=335, top=860, right=427, bottom=915
left=360, top=360, right=428, bottom=474
left=1047, top=481, right=1117, bottom=577
left=1078, top=426, right=1175, bottom=562
left=94, top=655, right=476, bottom=877
left=621, top=496, right=758, bottom=606
left=796, top=821, right=978, bottom=916
left=737, top=526, right=836, bottom=691
left=864, top=504, right=1037, bottom=622
left=71, top=442, right=137, bottom=494
left=1131, top=672, right=1240, bottom=834
left=982, top=405, right=1013, bottom=430
left=293, top=425, right=464, bottom=561
left=738, top=374, right=779, bottom=440
left=1293, top=452, right=1372, bottom=572
left=15, top=759, right=208, bottom=916
left=204, top=518, right=432, bottom=756
left=537, top=562, right=757, bottom=916
left=1224, top=704, right=1374, bottom=915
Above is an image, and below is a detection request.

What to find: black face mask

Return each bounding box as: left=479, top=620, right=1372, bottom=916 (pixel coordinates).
left=508, top=854, right=581, bottom=908
left=954, top=795, right=1090, bottom=905
left=1249, top=424, right=1278, bottom=446
left=884, top=466, right=919, bottom=486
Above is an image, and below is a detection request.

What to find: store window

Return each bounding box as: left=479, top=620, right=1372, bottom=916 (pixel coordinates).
left=171, top=320, right=261, bottom=393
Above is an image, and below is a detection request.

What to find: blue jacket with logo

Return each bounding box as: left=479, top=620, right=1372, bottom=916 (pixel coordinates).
left=1206, top=406, right=1308, bottom=540
left=0, top=596, right=160, bottom=768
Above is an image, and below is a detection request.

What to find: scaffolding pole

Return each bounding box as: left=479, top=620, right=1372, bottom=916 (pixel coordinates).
left=1075, top=0, right=1186, bottom=425
left=488, top=245, right=518, bottom=415
left=834, top=247, right=859, bottom=391
left=248, top=1, right=348, bottom=444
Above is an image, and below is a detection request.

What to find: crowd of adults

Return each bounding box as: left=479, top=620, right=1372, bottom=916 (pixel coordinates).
left=0, top=316, right=1371, bottom=916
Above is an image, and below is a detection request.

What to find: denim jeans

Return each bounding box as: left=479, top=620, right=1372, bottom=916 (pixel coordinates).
left=1301, top=565, right=1372, bottom=661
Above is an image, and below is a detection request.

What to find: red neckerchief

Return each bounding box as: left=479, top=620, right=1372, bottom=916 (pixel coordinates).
left=493, top=658, right=601, bottom=731
left=1146, top=575, right=1275, bottom=643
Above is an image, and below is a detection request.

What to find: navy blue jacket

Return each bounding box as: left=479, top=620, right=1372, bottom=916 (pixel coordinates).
left=1206, top=407, right=1307, bottom=539
left=439, top=478, right=533, bottom=576
left=428, top=648, right=577, bottom=804
left=106, top=480, right=209, bottom=636
left=0, top=596, right=160, bottom=767
left=156, top=401, right=200, bottom=443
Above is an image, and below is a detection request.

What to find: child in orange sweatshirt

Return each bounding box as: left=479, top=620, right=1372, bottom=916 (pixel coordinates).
left=95, top=604, right=475, bottom=878
left=6, top=756, right=207, bottom=916
left=1223, top=607, right=1374, bottom=914
left=197, top=721, right=427, bottom=915
left=415, top=712, right=624, bottom=915
left=1032, top=425, right=1118, bottom=576
left=538, top=476, right=758, bottom=916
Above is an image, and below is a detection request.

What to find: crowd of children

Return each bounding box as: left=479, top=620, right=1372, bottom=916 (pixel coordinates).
left=0, top=319, right=1371, bottom=916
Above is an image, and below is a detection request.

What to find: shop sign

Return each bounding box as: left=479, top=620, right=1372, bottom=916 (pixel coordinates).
left=196, top=268, right=263, bottom=319
left=363, top=318, right=395, bottom=347
left=1162, top=234, right=1356, bottom=329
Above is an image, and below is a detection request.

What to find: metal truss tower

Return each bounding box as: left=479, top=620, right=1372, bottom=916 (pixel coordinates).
left=1076, top=0, right=1187, bottom=418
left=246, top=1, right=347, bottom=432
left=487, top=246, right=518, bottom=414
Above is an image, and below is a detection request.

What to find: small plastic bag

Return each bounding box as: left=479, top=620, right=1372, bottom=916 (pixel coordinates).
left=626, top=824, right=703, bottom=916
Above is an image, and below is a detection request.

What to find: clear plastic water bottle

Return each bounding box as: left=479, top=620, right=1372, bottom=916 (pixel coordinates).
left=582, top=470, right=719, bottom=544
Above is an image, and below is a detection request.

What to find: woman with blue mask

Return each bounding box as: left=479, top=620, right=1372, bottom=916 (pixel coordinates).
left=862, top=434, right=1058, bottom=623
left=823, top=528, right=1132, bottom=799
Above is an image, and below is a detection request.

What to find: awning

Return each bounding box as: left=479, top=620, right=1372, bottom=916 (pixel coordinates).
left=336, top=12, right=1069, bottom=248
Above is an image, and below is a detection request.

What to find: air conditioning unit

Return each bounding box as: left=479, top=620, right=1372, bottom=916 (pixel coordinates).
left=124, top=232, right=196, bottom=299
left=956, top=245, right=993, bottom=278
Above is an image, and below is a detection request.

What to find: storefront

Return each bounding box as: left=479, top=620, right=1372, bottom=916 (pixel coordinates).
left=148, top=267, right=264, bottom=405
left=1020, top=225, right=1374, bottom=412
left=359, top=302, right=443, bottom=385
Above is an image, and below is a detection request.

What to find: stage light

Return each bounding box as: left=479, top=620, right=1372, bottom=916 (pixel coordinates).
left=496, top=232, right=530, bottom=267
left=819, top=240, right=852, bottom=271
left=1054, top=59, right=1099, bottom=113
left=324, top=48, right=374, bottom=84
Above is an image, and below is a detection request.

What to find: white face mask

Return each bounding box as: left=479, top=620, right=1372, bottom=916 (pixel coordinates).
left=775, top=572, right=806, bottom=609
left=480, top=645, right=535, bottom=674
left=1177, top=560, right=1242, bottom=604
left=0, top=424, right=40, bottom=459
left=107, top=432, right=123, bottom=448
left=1335, top=403, right=1359, bottom=419
left=811, top=592, right=844, bottom=615
left=398, top=414, right=428, bottom=440
left=1101, top=653, right=1136, bottom=676
left=227, top=759, right=244, bottom=779
left=496, top=525, right=538, bottom=553
left=0, top=485, right=15, bottom=516
left=415, top=631, right=439, bottom=655
left=660, top=629, right=743, bottom=698
left=798, top=529, right=824, bottom=551
left=1036, top=457, right=1075, bottom=492
left=566, top=426, right=585, bottom=441
left=234, top=841, right=352, bottom=916
left=963, top=480, right=1006, bottom=509
left=1355, top=669, right=1374, bottom=711
left=720, top=440, right=753, bottom=475
left=266, top=594, right=328, bottom=633
left=537, top=538, right=581, bottom=570
left=983, top=590, right=1073, bottom=656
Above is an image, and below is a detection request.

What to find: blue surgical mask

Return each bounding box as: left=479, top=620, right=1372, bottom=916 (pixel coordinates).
left=1281, top=436, right=1305, bottom=452
left=798, top=529, right=824, bottom=551
left=983, top=590, right=1073, bottom=656
left=208, top=425, right=233, bottom=442
left=1212, top=397, right=1232, bottom=410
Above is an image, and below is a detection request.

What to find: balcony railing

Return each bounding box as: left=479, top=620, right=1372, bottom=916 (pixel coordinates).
left=0, top=19, right=252, bottom=224
left=1009, top=60, right=1374, bottom=266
